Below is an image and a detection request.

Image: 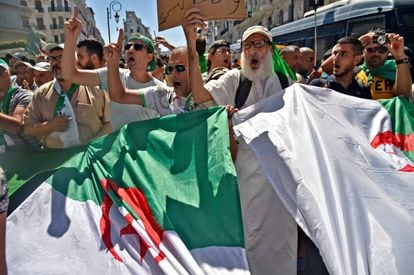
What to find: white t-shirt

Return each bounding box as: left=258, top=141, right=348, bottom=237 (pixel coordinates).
left=205, top=68, right=284, bottom=108
left=97, top=68, right=165, bottom=130
left=138, top=86, right=194, bottom=116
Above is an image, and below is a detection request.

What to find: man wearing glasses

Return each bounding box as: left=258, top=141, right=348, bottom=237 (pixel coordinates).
left=23, top=43, right=111, bottom=149
left=61, top=7, right=163, bottom=130
left=356, top=29, right=412, bottom=99
left=104, top=35, right=194, bottom=116
left=182, top=8, right=296, bottom=275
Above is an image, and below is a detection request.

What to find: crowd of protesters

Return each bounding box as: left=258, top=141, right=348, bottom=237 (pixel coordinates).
left=1, top=6, right=413, bottom=274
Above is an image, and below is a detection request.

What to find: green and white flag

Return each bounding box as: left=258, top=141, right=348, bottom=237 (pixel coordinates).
left=7, top=107, right=248, bottom=274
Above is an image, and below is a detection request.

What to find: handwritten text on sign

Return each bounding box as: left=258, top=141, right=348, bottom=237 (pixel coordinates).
left=157, top=0, right=247, bottom=31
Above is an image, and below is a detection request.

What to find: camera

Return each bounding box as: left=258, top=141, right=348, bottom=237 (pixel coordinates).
left=372, top=34, right=389, bottom=45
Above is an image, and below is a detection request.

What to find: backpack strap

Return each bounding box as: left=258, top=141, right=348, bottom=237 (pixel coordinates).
left=275, top=71, right=289, bottom=89
left=235, top=71, right=290, bottom=109
left=235, top=73, right=252, bottom=109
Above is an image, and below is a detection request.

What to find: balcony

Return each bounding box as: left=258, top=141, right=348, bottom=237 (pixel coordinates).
left=36, top=25, right=46, bottom=30
left=48, top=7, right=71, bottom=12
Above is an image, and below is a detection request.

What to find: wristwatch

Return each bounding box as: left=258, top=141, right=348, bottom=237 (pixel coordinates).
left=396, top=56, right=410, bottom=65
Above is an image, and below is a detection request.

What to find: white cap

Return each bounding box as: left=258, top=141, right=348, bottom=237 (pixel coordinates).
left=45, top=43, right=64, bottom=55
left=13, top=61, right=33, bottom=70
left=242, top=26, right=272, bottom=42
left=33, top=62, right=51, bottom=72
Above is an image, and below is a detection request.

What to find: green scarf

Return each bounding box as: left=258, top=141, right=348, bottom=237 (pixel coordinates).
left=1, top=87, right=17, bottom=114
left=0, top=87, right=17, bottom=150
left=199, top=54, right=207, bottom=74
left=54, top=84, right=79, bottom=117
left=360, top=59, right=396, bottom=82
left=272, top=44, right=297, bottom=81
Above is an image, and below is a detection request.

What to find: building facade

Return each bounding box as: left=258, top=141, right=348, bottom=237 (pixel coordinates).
left=3, top=0, right=104, bottom=44
left=123, top=10, right=152, bottom=42
left=0, top=0, right=34, bottom=42
left=208, top=0, right=338, bottom=45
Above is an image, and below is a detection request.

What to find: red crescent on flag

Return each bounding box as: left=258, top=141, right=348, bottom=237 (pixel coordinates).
left=99, top=178, right=166, bottom=264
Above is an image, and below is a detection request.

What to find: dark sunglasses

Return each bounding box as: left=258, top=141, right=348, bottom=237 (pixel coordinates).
left=366, top=46, right=388, bottom=54
left=165, top=64, right=186, bottom=75
left=124, top=43, right=145, bottom=51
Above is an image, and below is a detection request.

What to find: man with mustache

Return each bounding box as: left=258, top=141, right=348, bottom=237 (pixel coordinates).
left=61, top=7, right=163, bottom=130
left=183, top=8, right=296, bottom=274
left=0, top=59, right=35, bottom=151
left=356, top=29, right=412, bottom=99
left=103, top=30, right=194, bottom=116
left=77, top=38, right=105, bottom=70
left=310, top=36, right=372, bottom=99
left=23, top=43, right=111, bottom=149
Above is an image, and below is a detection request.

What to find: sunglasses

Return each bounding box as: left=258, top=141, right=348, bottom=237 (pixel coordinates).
left=124, top=43, right=146, bottom=52
left=241, top=39, right=271, bottom=50
left=366, top=46, right=388, bottom=54
left=165, top=64, right=186, bottom=75
left=49, top=55, right=63, bottom=62
left=215, top=47, right=231, bottom=54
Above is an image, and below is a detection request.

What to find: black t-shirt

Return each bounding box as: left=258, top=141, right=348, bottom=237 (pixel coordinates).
left=309, top=76, right=372, bottom=99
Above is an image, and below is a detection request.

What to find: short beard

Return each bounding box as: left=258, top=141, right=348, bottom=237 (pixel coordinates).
left=240, top=51, right=275, bottom=81
left=79, top=59, right=95, bottom=70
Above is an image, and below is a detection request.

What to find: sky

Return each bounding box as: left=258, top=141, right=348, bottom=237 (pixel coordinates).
left=86, top=0, right=187, bottom=49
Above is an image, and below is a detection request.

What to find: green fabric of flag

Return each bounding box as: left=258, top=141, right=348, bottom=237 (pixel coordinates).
left=47, top=106, right=243, bottom=249
left=360, top=59, right=397, bottom=82
left=272, top=44, right=297, bottom=81
left=380, top=96, right=414, bottom=161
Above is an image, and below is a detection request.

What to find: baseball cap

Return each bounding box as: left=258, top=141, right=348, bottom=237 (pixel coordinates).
left=128, top=35, right=156, bottom=71
left=242, top=26, right=272, bottom=42
left=13, top=61, right=34, bottom=70
left=45, top=43, right=64, bottom=55
left=33, top=62, right=51, bottom=72
left=6, top=52, right=27, bottom=61
left=208, top=40, right=230, bottom=53
left=0, top=58, right=10, bottom=70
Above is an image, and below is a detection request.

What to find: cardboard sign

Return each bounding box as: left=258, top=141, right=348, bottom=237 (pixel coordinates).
left=157, top=0, right=247, bottom=31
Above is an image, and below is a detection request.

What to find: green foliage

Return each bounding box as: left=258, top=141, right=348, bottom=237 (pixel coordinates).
left=0, top=40, right=27, bottom=50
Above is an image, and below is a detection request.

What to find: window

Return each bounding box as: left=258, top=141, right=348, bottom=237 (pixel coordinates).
left=36, top=18, right=45, bottom=29
left=54, top=35, right=59, bottom=43
left=22, top=18, right=30, bottom=28
left=267, top=16, right=272, bottom=28
left=20, top=1, right=27, bottom=6
left=35, top=0, right=43, bottom=12
left=59, top=16, right=64, bottom=26
left=279, top=9, right=284, bottom=25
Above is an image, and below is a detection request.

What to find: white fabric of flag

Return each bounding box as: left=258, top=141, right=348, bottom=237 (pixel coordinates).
left=233, top=83, right=414, bottom=275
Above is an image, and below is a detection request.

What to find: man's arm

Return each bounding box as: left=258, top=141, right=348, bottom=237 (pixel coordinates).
left=154, top=36, right=175, bottom=51
left=23, top=99, right=70, bottom=137
left=0, top=105, right=25, bottom=134
left=61, top=6, right=101, bottom=86
left=182, top=8, right=213, bottom=104
left=388, top=34, right=412, bottom=98
left=105, top=29, right=144, bottom=105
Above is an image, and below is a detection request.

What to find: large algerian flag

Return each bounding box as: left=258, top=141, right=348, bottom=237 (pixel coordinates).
left=233, top=83, right=414, bottom=275
left=7, top=107, right=248, bottom=274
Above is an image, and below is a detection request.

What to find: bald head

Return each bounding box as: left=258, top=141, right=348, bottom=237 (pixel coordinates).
left=299, top=47, right=315, bottom=75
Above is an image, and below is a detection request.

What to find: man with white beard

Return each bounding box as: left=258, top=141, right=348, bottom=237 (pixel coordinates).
left=183, top=8, right=296, bottom=274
